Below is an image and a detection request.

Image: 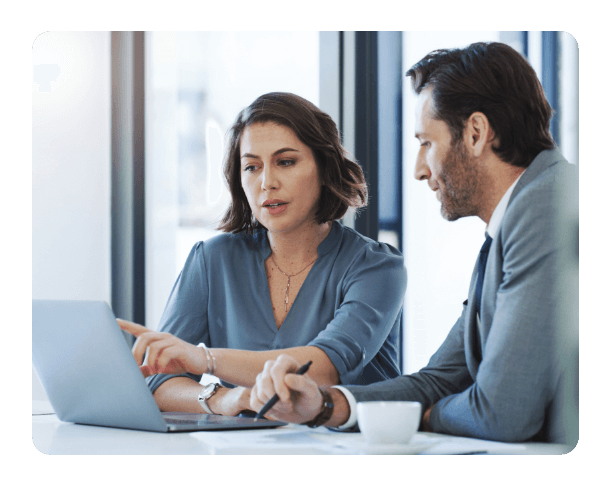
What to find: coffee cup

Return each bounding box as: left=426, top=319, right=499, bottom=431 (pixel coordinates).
left=356, top=401, right=422, bottom=445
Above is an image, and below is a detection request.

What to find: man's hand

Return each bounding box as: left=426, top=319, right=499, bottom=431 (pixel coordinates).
left=117, top=319, right=206, bottom=377
left=250, top=354, right=323, bottom=424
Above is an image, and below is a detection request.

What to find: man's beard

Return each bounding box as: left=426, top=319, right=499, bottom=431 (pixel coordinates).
left=437, top=138, right=482, bottom=222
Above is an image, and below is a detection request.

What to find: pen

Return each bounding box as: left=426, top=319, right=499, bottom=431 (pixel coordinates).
left=254, top=360, right=313, bottom=421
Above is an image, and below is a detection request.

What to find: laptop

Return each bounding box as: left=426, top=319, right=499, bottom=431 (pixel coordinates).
left=32, top=299, right=287, bottom=433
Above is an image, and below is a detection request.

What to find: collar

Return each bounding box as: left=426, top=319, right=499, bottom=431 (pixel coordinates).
left=261, top=220, right=342, bottom=260
left=486, top=172, right=524, bottom=239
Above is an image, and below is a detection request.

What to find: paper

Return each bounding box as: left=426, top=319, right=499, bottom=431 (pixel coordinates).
left=417, top=432, right=529, bottom=455
left=190, top=425, right=442, bottom=455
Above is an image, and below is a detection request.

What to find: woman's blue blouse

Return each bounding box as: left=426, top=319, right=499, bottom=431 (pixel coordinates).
left=147, top=221, right=407, bottom=392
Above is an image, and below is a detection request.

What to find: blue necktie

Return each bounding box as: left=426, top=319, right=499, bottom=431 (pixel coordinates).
left=475, top=234, right=493, bottom=317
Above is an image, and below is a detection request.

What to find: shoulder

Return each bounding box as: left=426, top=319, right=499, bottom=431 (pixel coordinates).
left=499, top=158, right=577, bottom=259
left=333, top=224, right=406, bottom=277
left=199, top=230, right=263, bottom=253
left=183, top=230, right=265, bottom=271
left=504, top=157, right=576, bottom=229
left=334, top=223, right=400, bottom=255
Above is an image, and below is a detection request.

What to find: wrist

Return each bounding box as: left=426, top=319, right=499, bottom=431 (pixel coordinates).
left=304, top=387, right=336, bottom=428
left=421, top=405, right=434, bottom=432
left=324, top=388, right=350, bottom=428
left=205, top=385, right=227, bottom=415
left=196, top=343, right=215, bottom=375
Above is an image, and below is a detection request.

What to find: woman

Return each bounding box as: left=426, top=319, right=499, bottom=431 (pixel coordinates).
left=119, top=92, right=407, bottom=416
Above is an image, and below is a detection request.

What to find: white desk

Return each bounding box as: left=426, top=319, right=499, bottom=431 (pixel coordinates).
left=33, top=411, right=572, bottom=455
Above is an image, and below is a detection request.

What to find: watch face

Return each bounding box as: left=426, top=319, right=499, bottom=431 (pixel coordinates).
left=199, top=382, right=217, bottom=400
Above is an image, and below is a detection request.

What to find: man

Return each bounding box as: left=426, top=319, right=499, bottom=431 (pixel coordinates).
left=249, top=42, right=578, bottom=444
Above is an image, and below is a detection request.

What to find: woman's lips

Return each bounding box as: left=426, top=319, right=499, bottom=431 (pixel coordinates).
left=264, top=202, right=288, bottom=215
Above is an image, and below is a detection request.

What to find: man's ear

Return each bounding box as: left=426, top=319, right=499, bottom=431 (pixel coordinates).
left=463, top=112, right=493, bottom=157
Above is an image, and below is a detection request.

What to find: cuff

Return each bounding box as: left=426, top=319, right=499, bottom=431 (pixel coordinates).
left=330, top=385, right=358, bottom=430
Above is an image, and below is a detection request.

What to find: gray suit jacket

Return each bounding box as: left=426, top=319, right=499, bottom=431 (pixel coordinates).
left=344, top=148, right=578, bottom=443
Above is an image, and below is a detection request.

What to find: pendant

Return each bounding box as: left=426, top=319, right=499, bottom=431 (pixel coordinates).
left=284, top=276, right=290, bottom=312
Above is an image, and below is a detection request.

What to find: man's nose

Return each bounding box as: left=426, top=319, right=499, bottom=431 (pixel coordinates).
left=414, top=154, right=431, bottom=181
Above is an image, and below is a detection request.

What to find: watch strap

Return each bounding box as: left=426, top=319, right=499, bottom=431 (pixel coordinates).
left=305, top=387, right=334, bottom=428
left=197, top=383, right=220, bottom=414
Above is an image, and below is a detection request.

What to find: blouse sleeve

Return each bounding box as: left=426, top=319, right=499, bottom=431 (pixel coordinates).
left=308, top=243, right=407, bottom=384
left=146, top=242, right=209, bottom=394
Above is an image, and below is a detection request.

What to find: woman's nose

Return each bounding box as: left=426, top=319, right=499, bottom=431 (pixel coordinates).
left=261, top=165, right=279, bottom=191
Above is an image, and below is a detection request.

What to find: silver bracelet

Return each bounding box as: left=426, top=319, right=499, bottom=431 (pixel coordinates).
left=208, top=347, right=217, bottom=375
left=197, top=343, right=212, bottom=375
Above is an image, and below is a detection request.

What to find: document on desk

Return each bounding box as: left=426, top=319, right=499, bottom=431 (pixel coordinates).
left=190, top=426, right=533, bottom=455
left=189, top=425, right=441, bottom=455
left=417, top=433, right=529, bottom=455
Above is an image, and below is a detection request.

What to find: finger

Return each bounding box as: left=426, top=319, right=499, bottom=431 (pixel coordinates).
left=250, top=380, right=266, bottom=411
left=284, top=373, right=314, bottom=393
left=144, top=341, right=160, bottom=374
left=254, top=366, right=275, bottom=404
left=138, top=364, right=153, bottom=378
left=269, top=356, right=300, bottom=402
left=131, top=332, right=171, bottom=366
left=148, top=340, right=177, bottom=374
left=117, top=319, right=150, bottom=337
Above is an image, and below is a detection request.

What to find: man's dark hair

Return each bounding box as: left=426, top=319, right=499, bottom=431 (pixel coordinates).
left=407, top=42, right=555, bottom=168
left=218, top=92, right=367, bottom=234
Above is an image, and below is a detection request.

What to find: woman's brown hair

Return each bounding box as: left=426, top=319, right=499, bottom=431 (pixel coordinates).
left=407, top=42, right=555, bottom=168
left=218, top=92, right=367, bottom=234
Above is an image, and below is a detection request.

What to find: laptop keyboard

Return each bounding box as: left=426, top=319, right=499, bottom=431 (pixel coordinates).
left=163, top=413, right=251, bottom=425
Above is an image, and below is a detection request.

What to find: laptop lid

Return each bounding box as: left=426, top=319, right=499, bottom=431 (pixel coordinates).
left=32, top=300, right=285, bottom=433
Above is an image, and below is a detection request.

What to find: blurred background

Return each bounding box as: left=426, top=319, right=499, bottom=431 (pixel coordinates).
left=32, top=32, right=578, bottom=427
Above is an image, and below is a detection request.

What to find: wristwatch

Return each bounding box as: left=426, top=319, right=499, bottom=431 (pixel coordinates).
left=305, top=387, right=334, bottom=428
left=197, top=382, right=221, bottom=414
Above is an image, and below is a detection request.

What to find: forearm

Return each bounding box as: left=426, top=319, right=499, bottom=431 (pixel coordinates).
left=153, top=376, right=252, bottom=415
left=153, top=377, right=203, bottom=413
left=210, top=345, right=339, bottom=388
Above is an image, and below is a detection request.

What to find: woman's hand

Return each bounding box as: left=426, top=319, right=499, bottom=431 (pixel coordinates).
left=250, top=354, right=323, bottom=424
left=117, top=319, right=206, bottom=377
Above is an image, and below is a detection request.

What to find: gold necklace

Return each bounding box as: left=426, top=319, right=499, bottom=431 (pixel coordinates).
left=270, top=255, right=317, bottom=312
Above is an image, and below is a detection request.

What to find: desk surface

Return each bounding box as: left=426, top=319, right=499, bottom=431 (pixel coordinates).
left=32, top=412, right=572, bottom=455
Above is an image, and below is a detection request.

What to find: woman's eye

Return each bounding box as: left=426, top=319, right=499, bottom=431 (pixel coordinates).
left=243, top=165, right=257, bottom=172
left=278, top=159, right=295, bottom=167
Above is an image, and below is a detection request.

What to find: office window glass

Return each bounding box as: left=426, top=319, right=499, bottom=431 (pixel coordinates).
left=146, top=31, right=319, bottom=329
